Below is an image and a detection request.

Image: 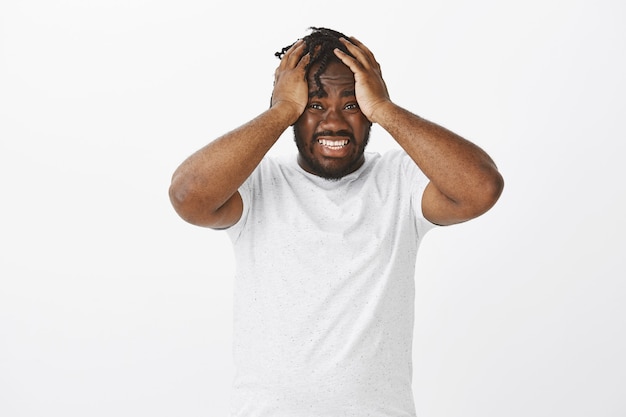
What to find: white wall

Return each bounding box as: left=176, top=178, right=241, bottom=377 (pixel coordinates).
left=1, top=1, right=624, bottom=416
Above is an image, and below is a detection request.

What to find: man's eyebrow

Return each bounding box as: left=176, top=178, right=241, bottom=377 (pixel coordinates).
left=308, top=89, right=356, bottom=98
left=308, top=91, right=326, bottom=98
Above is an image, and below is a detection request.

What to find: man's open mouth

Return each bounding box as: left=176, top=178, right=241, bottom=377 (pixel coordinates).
left=318, top=139, right=349, bottom=149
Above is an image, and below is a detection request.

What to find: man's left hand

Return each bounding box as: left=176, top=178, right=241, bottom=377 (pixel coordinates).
left=334, top=37, right=392, bottom=123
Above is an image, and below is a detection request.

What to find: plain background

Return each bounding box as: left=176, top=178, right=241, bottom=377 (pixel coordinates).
left=1, top=0, right=624, bottom=416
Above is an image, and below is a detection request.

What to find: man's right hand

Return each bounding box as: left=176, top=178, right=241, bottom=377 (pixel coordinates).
left=271, top=39, right=310, bottom=125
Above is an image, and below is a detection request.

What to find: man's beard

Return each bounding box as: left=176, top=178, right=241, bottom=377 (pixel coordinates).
left=294, top=126, right=371, bottom=181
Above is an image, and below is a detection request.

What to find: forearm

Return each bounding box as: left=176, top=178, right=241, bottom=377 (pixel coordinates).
left=374, top=102, right=503, bottom=211
left=169, top=103, right=295, bottom=221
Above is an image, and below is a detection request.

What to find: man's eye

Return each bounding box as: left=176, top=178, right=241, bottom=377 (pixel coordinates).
left=309, top=103, right=323, bottom=110
left=345, top=103, right=359, bottom=110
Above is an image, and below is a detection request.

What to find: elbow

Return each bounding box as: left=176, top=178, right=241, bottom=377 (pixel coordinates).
left=490, top=169, right=505, bottom=202
left=169, top=174, right=189, bottom=212
left=473, top=169, right=505, bottom=216
left=426, top=167, right=504, bottom=226
left=168, top=176, right=232, bottom=228
left=168, top=176, right=205, bottom=225
left=169, top=179, right=190, bottom=220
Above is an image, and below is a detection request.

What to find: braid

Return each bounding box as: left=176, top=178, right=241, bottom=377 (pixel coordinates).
left=275, top=27, right=354, bottom=96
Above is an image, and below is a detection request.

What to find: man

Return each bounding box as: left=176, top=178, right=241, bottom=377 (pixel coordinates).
left=169, top=27, right=503, bottom=417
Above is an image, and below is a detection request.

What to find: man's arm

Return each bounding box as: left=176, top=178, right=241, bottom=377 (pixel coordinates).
left=169, top=40, right=310, bottom=228
left=371, top=105, right=503, bottom=225
left=335, top=37, right=504, bottom=226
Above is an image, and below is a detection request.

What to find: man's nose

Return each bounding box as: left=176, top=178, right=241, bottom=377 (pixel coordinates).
left=320, top=108, right=348, bottom=130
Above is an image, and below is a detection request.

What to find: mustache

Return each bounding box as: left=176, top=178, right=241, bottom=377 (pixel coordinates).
left=313, top=130, right=355, bottom=141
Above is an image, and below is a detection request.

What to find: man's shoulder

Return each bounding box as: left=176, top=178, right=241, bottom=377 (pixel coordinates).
left=364, top=149, right=414, bottom=174
left=248, top=154, right=295, bottom=180
left=260, top=153, right=297, bottom=171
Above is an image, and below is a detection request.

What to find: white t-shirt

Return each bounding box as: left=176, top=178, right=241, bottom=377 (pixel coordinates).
left=226, top=149, right=436, bottom=417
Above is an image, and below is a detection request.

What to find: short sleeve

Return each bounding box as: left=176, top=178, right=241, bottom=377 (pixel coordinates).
left=224, top=166, right=256, bottom=243
left=396, top=150, right=438, bottom=236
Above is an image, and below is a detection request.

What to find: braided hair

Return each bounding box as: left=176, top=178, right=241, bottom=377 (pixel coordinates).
left=275, top=27, right=355, bottom=97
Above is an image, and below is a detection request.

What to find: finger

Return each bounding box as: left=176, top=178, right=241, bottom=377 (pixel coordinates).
left=333, top=47, right=362, bottom=74
left=340, top=37, right=380, bottom=72
left=347, top=36, right=373, bottom=56
left=282, top=39, right=305, bottom=68
left=338, top=38, right=371, bottom=67
left=283, top=39, right=303, bottom=55
left=295, top=52, right=311, bottom=70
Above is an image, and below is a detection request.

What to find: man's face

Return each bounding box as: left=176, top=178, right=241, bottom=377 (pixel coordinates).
left=294, top=60, right=371, bottom=180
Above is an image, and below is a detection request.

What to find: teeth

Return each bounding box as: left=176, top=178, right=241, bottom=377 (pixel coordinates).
left=318, top=139, right=348, bottom=148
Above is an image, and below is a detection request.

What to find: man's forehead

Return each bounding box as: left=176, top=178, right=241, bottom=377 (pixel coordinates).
left=306, top=61, right=355, bottom=97
left=307, top=60, right=354, bottom=79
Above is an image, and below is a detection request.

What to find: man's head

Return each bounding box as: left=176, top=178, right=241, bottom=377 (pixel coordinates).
left=276, top=27, right=372, bottom=180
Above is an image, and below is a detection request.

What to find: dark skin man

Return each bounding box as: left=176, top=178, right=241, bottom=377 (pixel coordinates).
left=168, top=28, right=505, bottom=416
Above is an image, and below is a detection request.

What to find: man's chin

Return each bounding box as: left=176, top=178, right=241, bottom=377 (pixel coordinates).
left=301, top=156, right=363, bottom=180
left=316, top=169, right=348, bottom=181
